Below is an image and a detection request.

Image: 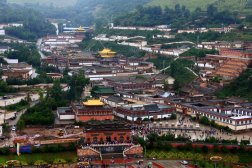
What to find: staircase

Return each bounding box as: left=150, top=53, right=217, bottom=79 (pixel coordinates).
left=101, top=153, right=124, bottom=160
left=185, top=67, right=198, bottom=76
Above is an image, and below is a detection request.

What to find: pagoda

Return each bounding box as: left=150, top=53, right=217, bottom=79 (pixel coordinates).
left=75, top=26, right=86, bottom=34
left=98, top=48, right=116, bottom=58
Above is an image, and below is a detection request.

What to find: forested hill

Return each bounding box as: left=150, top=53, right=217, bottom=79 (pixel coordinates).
left=10, top=0, right=152, bottom=27
left=146, top=0, right=252, bottom=13
left=216, top=69, right=252, bottom=102
left=113, top=4, right=241, bottom=29
left=0, top=4, right=56, bottom=41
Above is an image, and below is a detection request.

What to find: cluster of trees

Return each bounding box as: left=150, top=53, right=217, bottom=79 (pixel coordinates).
left=4, top=44, right=41, bottom=68
left=114, top=4, right=190, bottom=28
left=168, top=59, right=196, bottom=89
left=199, top=116, right=233, bottom=132
left=0, top=80, right=17, bottom=96
left=216, top=69, right=252, bottom=102
left=1, top=5, right=56, bottom=41
left=113, top=2, right=242, bottom=30
left=5, top=99, right=29, bottom=112
left=19, top=70, right=89, bottom=125
left=0, top=57, right=8, bottom=65
left=180, top=47, right=219, bottom=58
left=22, top=0, right=152, bottom=28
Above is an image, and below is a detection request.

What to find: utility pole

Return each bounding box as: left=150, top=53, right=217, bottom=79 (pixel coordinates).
left=163, top=60, right=165, bottom=74
left=197, top=35, right=199, bottom=47
left=4, top=101, right=6, bottom=124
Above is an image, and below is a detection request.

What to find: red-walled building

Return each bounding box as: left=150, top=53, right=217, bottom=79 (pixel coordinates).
left=71, top=100, right=113, bottom=122
left=219, top=48, right=244, bottom=57
left=83, top=119, right=131, bottom=143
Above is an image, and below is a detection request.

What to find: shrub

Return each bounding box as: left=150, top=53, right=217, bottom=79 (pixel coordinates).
left=239, top=143, right=245, bottom=153
left=199, top=160, right=206, bottom=167
left=214, top=144, right=220, bottom=153
left=194, top=145, right=201, bottom=153
left=156, top=141, right=163, bottom=150
left=230, top=147, right=237, bottom=154
left=147, top=142, right=154, bottom=149
left=193, top=157, right=197, bottom=164
left=170, top=113, right=176, bottom=119
left=137, top=117, right=142, bottom=121
left=202, top=145, right=208, bottom=153
left=143, top=118, right=149, bottom=121
left=177, top=145, right=184, bottom=151
left=221, top=145, right=228, bottom=153
left=185, top=142, right=192, bottom=151
left=150, top=118, right=154, bottom=122
left=164, top=142, right=172, bottom=151
left=14, top=161, right=28, bottom=166
left=67, top=142, right=76, bottom=150
left=34, top=160, right=47, bottom=165
left=2, top=147, right=10, bottom=155
left=32, top=146, right=41, bottom=153
left=41, top=146, right=46, bottom=152
left=248, top=148, right=252, bottom=154
left=53, top=159, right=66, bottom=164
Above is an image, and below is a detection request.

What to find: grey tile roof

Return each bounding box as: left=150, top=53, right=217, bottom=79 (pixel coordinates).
left=143, top=104, right=160, bottom=112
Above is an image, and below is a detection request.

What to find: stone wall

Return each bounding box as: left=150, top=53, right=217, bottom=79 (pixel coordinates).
left=77, top=148, right=100, bottom=157
left=124, top=146, right=143, bottom=155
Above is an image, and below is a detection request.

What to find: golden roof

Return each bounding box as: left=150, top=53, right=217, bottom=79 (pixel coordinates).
left=98, top=48, right=116, bottom=54
left=76, top=26, right=85, bottom=31
left=83, top=99, right=105, bottom=106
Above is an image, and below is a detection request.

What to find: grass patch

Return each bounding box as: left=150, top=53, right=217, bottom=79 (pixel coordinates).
left=146, top=149, right=239, bottom=163
left=0, top=151, right=77, bottom=165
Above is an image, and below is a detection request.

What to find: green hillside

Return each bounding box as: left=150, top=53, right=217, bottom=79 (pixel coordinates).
left=7, top=0, right=77, bottom=7
left=146, top=0, right=252, bottom=12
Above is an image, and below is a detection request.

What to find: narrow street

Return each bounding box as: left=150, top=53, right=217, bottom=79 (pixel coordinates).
left=7, top=100, right=40, bottom=126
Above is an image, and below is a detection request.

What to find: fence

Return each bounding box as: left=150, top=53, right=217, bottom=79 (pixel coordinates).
left=147, top=141, right=252, bottom=150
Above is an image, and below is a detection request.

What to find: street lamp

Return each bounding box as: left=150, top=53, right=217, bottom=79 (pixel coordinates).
left=210, top=156, right=222, bottom=168
left=4, top=101, right=6, bottom=124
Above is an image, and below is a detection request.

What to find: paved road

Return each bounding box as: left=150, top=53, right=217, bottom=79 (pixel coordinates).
left=7, top=100, right=40, bottom=126
left=52, top=22, right=59, bottom=35
left=36, top=38, right=46, bottom=59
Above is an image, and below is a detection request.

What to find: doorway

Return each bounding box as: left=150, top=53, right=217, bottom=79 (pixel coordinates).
left=106, top=136, right=111, bottom=142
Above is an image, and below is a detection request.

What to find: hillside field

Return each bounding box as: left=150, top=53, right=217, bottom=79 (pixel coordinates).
left=146, top=0, right=252, bottom=12
left=7, top=0, right=78, bottom=7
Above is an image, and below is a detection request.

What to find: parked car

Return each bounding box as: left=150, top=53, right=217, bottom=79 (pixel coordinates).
left=0, top=137, right=5, bottom=140
left=11, top=127, right=16, bottom=131
left=10, top=116, right=16, bottom=120
left=181, top=161, right=188, bottom=165
left=46, top=126, right=53, bottom=129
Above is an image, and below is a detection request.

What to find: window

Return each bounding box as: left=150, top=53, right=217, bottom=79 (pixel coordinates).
left=250, top=120, right=252, bottom=123
left=241, top=121, right=244, bottom=124
left=243, top=111, right=246, bottom=115
left=227, top=120, right=229, bottom=123
left=101, top=134, right=103, bottom=136
left=223, top=119, right=225, bottom=122
left=230, top=121, right=232, bottom=124
left=237, top=122, right=239, bottom=125
left=245, top=121, right=247, bottom=124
